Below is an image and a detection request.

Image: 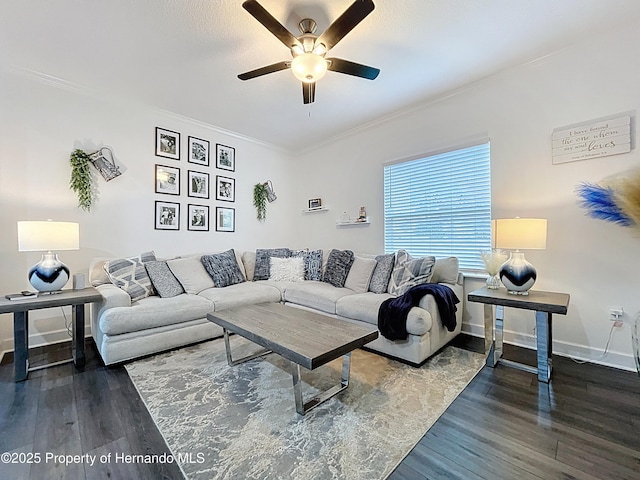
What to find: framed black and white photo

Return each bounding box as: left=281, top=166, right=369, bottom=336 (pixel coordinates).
left=188, top=136, right=209, bottom=166
left=155, top=165, right=180, bottom=195
left=216, top=207, right=235, bottom=232
left=155, top=201, right=180, bottom=230
left=188, top=170, right=209, bottom=199
left=155, top=127, right=180, bottom=160
left=309, top=198, right=322, bottom=209
left=216, top=144, right=235, bottom=171
left=188, top=204, right=209, bottom=231
left=216, top=175, right=235, bottom=202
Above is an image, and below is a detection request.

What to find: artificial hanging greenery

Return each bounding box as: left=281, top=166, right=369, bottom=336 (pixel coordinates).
left=69, top=149, right=93, bottom=211
left=253, top=182, right=268, bottom=221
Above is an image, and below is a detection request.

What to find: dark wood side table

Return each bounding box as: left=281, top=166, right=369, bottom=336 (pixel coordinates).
left=0, top=287, right=103, bottom=382
left=468, top=286, right=570, bottom=383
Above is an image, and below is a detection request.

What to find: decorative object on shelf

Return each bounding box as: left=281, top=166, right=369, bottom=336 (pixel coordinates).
left=155, top=165, right=180, bottom=196
left=357, top=206, right=367, bottom=222
left=216, top=207, right=235, bottom=232
left=188, top=137, right=210, bottom=166
left=576, top=168, right=640, bottom=233
left=155, top=201, right=180, bottom=230
left=216, top=144, right=235, bottom=171
left=17, top=220, right=79, bottom=292
left=155, top=127, right=180, bottom=160
left=188, top=170, right=210, bottom=199
left=88, top=146, right=121, bottom=181
left=69, top=149, right=94, bottom=211
left=340, top=212, right=351, bottom=223
left=308, top=198, right=322, bottom=209
left=253, top=183, right=268, bottom=221
left=633, top=313, right=640, bottom=377
left=188, top=204, right=209, bottom=232
left=480, top=249, right=508, bottom=289
left=216, top=175, right=235, bottom=202
left=494, top=218, right=547, bottom=295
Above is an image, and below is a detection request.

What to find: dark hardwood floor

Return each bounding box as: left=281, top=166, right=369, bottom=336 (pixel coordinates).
left=1, top=335, right=639, bottom=480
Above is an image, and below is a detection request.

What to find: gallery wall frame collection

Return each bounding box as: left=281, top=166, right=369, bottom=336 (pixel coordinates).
left=154, top=126, right=236, bottom=232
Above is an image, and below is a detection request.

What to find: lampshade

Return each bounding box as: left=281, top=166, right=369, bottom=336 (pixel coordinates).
left=17, top=221, right=80, bottom=252
left=494, top=218, right=547, bottom=250
left=291, top=53, right=328, bottom=83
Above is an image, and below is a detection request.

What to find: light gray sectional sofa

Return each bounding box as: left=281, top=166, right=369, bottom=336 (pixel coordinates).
left=89, top=248, right=464, bottom=366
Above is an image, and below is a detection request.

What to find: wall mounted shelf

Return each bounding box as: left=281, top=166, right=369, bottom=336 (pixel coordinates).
left=302, top=207, right=329, bottom=213
left=336, top=217, right=370, bottom=227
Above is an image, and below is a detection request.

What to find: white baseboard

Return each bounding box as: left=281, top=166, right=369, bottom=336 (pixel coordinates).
left=461, top=323, right=637, bottom=372
left=0, top=323, right=92, bottom=364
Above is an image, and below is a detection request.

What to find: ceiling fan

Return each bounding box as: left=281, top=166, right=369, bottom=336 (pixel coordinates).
left=238, top=0, right=380, bottom=104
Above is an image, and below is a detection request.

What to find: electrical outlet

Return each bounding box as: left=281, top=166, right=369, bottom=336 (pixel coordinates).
left=609, top=306, right=624, bottom=322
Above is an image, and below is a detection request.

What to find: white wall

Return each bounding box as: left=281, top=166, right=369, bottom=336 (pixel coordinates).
left=0, top=68, right=296, bottom=356
left=293, top=22, right=640, bottom=370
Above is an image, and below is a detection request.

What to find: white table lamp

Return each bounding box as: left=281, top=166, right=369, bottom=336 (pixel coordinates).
left=17, top=221, right=80, bottom=293
left=494, top=218, right=547, bottom=295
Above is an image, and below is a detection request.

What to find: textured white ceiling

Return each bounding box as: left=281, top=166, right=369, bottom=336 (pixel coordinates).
left=2, top=0, right=639, bottom=152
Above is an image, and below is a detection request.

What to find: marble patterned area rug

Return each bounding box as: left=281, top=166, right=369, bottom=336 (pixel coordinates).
left=126, top=337, right=484, bottom=480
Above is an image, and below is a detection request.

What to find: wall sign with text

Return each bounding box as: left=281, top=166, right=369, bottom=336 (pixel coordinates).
left=552, top=115, right=632, bottom=164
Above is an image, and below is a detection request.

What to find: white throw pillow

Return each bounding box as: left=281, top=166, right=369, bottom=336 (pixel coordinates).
left=269, top=257, right=305, bottom=282
left=167, top=256, right=215, bottom=294
left=345, top=256, right=377, bottom=293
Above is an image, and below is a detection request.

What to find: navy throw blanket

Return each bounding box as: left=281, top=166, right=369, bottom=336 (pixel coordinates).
left=378, top=283, right=459, bottom=341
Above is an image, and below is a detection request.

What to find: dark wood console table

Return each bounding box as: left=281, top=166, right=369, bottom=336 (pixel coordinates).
left=0, top=287, right=103, bottom=382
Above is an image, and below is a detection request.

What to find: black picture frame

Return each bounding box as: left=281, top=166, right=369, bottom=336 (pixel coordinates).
left=188, top=136, right=210, bottom=166
left=216, top=207, right=235, bottom=232
left=155, top=127, right=180, bottom=160
left=216, top=175, right=235, bottom=202
left=155, top=201, right=180, bottom=230
left=216, top=144, right=235, bottom=171
left=155, top=165, right=180, bottom=196
left=188, top=170, right=209, bottom=199
left=308, top=198, right=322, bottom=209
left=188, top=204, right=209, bottom=231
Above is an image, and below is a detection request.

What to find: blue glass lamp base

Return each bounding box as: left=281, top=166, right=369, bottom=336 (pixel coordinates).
left=499, top=251, right=536, bottom=295
left=28, top=252, right=70, bottom=292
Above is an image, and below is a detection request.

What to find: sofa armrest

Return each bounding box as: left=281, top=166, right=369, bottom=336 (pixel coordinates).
left=96, top=283, right=131, bottom=309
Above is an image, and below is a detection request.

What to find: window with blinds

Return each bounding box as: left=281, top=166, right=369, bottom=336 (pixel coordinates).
left=384, top=142, right=491, bottom=271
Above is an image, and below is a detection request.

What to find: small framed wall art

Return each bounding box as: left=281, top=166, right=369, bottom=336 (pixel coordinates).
left=155, top=165, right=180, bottom=195
left=188, top=170, right=209, bottom=199
left=216, top=175, right=235, bottom=202
left=155, top=127, right=180, bottom=160
left=155, top=201, right=180, bottom=230
left=216, top=144, right=235, bottom=171
left=188, top=136, right=210, bottom=166
left=216, top=207, right=235, bottom=232
left=308, top=198, right=322, bottom=209
left=188, top=204, right=209, bottom=231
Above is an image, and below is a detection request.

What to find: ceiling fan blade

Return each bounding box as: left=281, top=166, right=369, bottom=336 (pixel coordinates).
left=315, top=0, right=375, bottom=52
left=302, top=82, right=316, bottom=104
left=238, top=61, right=291, bottom=80
left=242, top=0, right=301, bottom=50
left=326, top=58, right=379, bottom=80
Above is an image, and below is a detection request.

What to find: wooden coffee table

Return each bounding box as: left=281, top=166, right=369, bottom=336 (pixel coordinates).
left=207, top=303, right=378, bottom=415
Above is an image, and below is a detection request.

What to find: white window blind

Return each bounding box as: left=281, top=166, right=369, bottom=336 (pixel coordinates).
left=384, top=142, right=492, bottom=270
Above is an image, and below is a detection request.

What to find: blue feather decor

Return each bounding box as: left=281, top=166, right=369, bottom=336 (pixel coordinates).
left=575, top=182, right=634, bottom=227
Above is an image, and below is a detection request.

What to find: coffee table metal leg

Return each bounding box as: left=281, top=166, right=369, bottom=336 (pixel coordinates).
left=292, top=352, right=351, bottom=416
left=536, top=311, right=553, bottom=383
left=222, top=328, right=271, bottom=367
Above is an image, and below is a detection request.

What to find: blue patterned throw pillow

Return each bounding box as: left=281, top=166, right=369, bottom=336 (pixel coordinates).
left=201, top=249, right=246, bottom=288
left=104, top=251, right=157, bottom=302
left=368, top=253, right=395, bottom=294
left=322, top=249, right=355, bottom=288
left=388, top=250, right=435, bottom=296
left=293, top=249, right=323, bottom=281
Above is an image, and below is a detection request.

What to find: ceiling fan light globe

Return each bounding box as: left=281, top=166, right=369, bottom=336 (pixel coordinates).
left=291, top=53, right=327, bottom=83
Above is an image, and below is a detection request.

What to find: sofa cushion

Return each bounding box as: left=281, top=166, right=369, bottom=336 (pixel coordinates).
left=431, top=257, right=460, bottom=284
left=336, top=293, right=433, bottom=336
left=368, top=254, right=395, bottom=294
left=292, top=249, right=323, bottom=281
left=253, top=248, right=291, bottom=281
left=242, top=250, right=256, bottom=281
left=201, top=249, right=246, bottom=288
left=388, top=250, right=435, bottom=296
left=167, top=256, right=215, bottom=294
left=344, top=256, right=377, bottom=293
left=145, top=260, right=184, bottom=298
left=99, top=293, right=214, bottom=335
left=269, top=256, right=305, bottom=282
left=322, top=249, right=355, bottom=288
left=104, top=251, right=157, bottom=302
left=198, top=282, right=281, bottom=311
left=284, top=281, right=353, bottom=314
